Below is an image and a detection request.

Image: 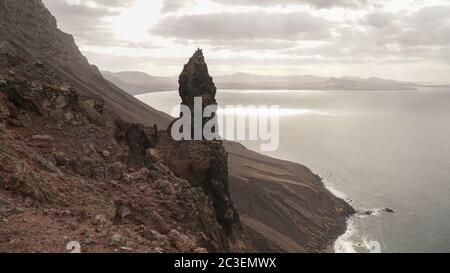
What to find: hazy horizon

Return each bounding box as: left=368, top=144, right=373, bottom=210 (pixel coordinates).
left=43, top=0, right=450, bottom=84
left=102, top=69, right=442, bottom=84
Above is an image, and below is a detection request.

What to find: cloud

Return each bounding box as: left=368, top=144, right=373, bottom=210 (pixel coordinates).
left=63, top=0, right=136, bottom=8
left=94, top=0, right=136, bottom=7
left=210, top=0, right=379, bottom=9
left=363, top=6, right=450, bottom=47
left=152, top=11, right=333, bottom=40
left=42, top=0, right=450, bottom=82
left=364, top=11, right=395, bottom=28
left=43, top=0, right=153, bottom=48
left=161, top=0, right=196, bottom=13
left=398, top=5, right=450, bottom=46
left=174, top=38, right=299, bottom=51
left=283, top=5, right=450, bottom=64
left=159, top=0, right=386, bottom=12
left=209, top=39, right=299, bottom=51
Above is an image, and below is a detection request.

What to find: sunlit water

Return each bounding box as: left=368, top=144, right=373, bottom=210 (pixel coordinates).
left=136, top=88, right=450, bottom=253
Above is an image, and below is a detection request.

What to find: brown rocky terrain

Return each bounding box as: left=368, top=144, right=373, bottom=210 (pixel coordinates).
left=0, top=80, right=249, bottom=252
left=0, top=0, right=354, bottom=253
left=0, top=0, right=250, bottom=253
left=0, top=0, right=169, bottom=128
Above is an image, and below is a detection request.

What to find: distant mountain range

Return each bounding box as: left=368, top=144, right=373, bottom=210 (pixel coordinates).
left=102, top=70, right=418, bottom=95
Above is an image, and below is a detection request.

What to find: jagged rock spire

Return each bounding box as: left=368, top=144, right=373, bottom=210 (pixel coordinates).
left=175, top=49, right=218, bottom=139
left=179, top=49, right=217, bottom=109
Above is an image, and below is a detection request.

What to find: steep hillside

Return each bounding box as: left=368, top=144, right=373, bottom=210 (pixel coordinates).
left=0, top=0, right=169, bottom=127
left=0, top=0, right=354, bottom=253
left=0, top=0, right=250, bottom=253
left=0, top=81, right=250, bottom=252
left=226, top=142, right=353, bottom=252
left=102, top=71, right=178, bottom=95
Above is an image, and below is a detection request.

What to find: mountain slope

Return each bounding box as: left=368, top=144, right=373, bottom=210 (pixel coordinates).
left=225, top=142, right=353, bottom=252
left=1, top=0, right=354, bottom=253
left=102, top=71, right=178, bottom=94
left=0, top=0, right=169, bottom=127
left=0, top=0, right=251, bottom=253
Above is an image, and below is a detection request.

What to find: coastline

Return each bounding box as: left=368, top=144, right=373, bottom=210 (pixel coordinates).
left=225, top=141, right=355, bottom=253
left=321, top=178, right=356, bottom=253
left=133, top=90, right=356, bottom=253
left=334, top=216, right=359, bottom=253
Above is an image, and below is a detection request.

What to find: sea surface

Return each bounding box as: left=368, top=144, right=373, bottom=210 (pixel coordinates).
left=136, top=88, right=450, bottom=253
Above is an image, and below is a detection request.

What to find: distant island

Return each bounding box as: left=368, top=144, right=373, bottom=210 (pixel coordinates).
left=102, top=70, right=419, bottom=95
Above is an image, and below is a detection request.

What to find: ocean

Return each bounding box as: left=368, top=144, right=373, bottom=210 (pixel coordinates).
left=136, top=88, right=450, bottom=253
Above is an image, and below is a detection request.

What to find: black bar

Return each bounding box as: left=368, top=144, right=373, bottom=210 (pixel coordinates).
left=0, top=253, right=445, bottom=272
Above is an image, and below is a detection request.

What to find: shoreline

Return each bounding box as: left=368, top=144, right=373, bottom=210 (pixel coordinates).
left=321, top=178, right=357, bottom=253
left=226, top=141, right=356, bottom=253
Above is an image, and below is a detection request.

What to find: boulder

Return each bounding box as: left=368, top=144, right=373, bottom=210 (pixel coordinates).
left=194, top=247, right=208, bottom=253
left=109, top=233, right=123, bottom=247
left=116, top=205, right=131, bottom=219
left=101, top=150, right=110, bottom=158
left=168, top=230, right=196, bottom=252
left=142, top=229, right=167, bottom=242
left=115, top=120, right=154, bottom=169
left=122, top=167, right=151, bottom=184
left=94, top=214, right=108, bottom=224
left=106, top=162, right=126, bottom=180
left=53, top=152, right=69, bottom=166
left=32, top=135, right=54, bottom=142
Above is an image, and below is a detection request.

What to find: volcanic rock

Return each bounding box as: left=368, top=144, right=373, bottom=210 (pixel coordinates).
left=109, top=233, right=123, bottom=247
left=0, top=0, right=253, bottom=253
left=171, top=49, right=218, bottom=139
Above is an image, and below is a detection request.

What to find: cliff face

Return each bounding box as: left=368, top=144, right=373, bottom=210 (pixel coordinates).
left=158, top=51, right=243, bottom=250
left=156, top=139, right=246, bottom=251
left=0, top=0, right=251, bottom=253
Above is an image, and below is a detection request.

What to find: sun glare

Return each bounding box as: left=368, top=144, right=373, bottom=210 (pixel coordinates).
left=111, top=0, right=163, bottom=41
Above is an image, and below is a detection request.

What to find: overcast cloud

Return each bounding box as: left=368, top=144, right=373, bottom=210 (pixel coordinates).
left=152, top=12, right=333, bottom=40
left=210, top=0, right=377, bottom=9
left=42, top=0, right=450, bottom=83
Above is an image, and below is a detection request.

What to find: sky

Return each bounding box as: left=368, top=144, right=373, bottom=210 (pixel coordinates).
left=42, top=0, right=450, bottom=83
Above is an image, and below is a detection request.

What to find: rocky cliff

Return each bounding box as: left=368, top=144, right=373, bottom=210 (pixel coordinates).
left=170, top=49, right=218, bottom=139
left=159, top=50, right=242, bottom=249
left=0, top=0, right=251, bottom=253
left=179, top=49, right=217, bottom=111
